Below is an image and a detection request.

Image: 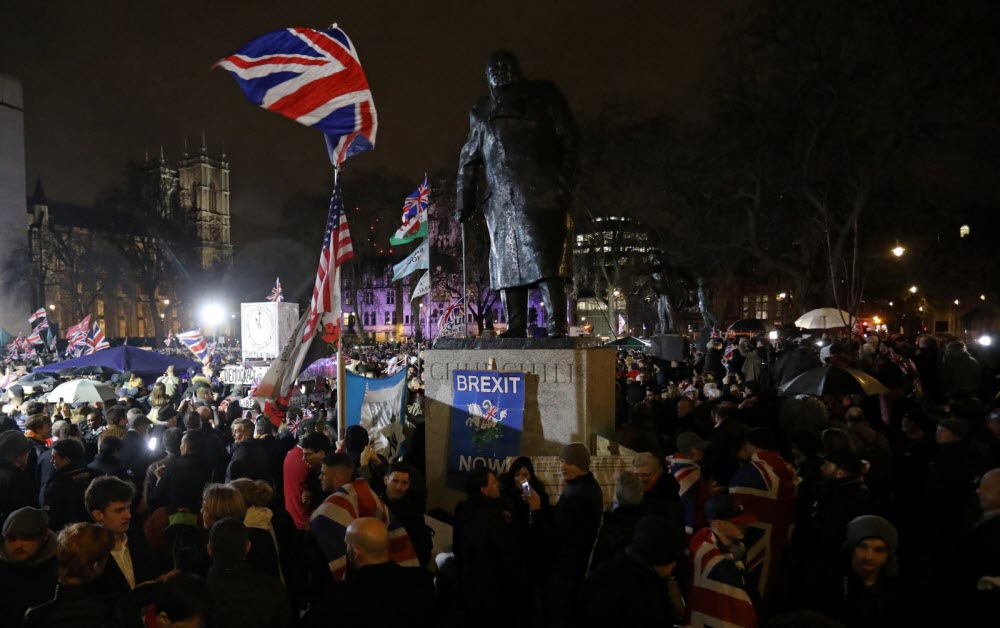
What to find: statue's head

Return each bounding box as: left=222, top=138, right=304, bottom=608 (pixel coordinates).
left=486, top=50, right=524, bottom=91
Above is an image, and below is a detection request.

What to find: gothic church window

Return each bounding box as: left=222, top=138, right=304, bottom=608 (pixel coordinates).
left=209, top=183, right=217, bottom=212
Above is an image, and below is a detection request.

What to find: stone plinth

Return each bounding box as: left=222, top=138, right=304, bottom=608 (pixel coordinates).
left=422, top=337, right=616, bottom=511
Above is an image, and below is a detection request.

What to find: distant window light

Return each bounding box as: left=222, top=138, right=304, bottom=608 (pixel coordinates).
left=960, top=224, right=970, bottom=237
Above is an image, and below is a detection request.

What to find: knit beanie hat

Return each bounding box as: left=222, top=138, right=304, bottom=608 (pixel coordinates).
left=845, top=515, right=898, bottom=576
left=0, top=430, right=32, bottom=461
left=2, top=507, right=49, bottom=539
left=560, top=442, right=591, bottom=471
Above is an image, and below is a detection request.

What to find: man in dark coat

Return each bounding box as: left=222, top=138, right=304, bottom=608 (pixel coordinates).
left=0, top=507, right=58, bottom=627
left=43, top=439, right=100, bottom=531
left=940, top=340, right=981, bottom=397
left=328, top=518, right=435, bottom=624
left=378, top=461, right=433, bottom=568
left=453, top=467, right=523, bottom=626
left=227, top=418, right=271, bottom=483
left=456, top=50, right=579, bottom=337
left=548, top=442, right=603, bottom=624
left=0, top=431, right=38, bottom=528
left=86, top=476, right=154, bottom=595
left=206, top=517, right=289, bottom=628
left=581, top=515, right=685, bottom=625
left=792, top=449, right=874, bottom=600
left=150, top=431, right=212, bottom=513
left=961, top=469, right=1000, bottom=620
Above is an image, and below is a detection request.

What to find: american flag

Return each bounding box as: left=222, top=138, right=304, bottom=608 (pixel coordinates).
left=28, top=308, right=47, bottom=325
left=178, top=328, right=211, bottom=365
left=267, top=277, right=284, bottom=302
left=303, top=185, right=353, bottom=345
left=214, top=25, right=377, bottom=166
left=83, top=322, right=110, bottom=355
left=254, top=184, right=353, bottom=402
left=402, top=175, right=429, bottom=221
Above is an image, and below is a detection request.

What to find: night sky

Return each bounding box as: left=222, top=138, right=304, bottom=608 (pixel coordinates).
left=1, top=1, right=736, bottom=231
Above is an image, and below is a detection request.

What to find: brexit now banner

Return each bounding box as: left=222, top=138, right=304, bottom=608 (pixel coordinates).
left=447, top=370, right=525, bottom=488
left=344, top=369, right=407, bottom=460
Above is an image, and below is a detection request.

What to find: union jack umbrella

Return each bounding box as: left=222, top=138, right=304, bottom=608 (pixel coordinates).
left=214, top=24, right=377, bottom=165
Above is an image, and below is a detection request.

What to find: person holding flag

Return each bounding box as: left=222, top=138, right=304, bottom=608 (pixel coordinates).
left=267, top=278, right=284, bottom=302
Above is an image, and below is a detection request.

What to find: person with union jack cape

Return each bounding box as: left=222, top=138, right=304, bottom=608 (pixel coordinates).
left=728, top=427, right=797, bottom=602
left=687, top=494, right=759, bottom=627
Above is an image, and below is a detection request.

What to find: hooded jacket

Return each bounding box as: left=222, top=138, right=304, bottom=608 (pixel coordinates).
left=0, top=530, right=58, bottom=627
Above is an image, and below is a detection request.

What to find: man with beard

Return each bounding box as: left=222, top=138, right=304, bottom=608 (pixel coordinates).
left=378, top=461, right=432, bottom=567
left=0, top=507, right=58, bottom=627
left=43, top=439, right=99, bottom=531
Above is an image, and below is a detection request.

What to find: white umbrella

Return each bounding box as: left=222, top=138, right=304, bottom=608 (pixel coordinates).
left=47, top=379, right=118, bottom=404
left=794, top=308, right=854, bottom=330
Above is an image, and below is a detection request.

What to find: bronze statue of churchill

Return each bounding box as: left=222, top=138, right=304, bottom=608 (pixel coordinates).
left=456, top=50, right=579, bottom=337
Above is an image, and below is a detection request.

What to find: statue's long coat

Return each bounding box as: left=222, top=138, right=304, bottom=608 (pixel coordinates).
left=457, top=80, right=579, bottom=290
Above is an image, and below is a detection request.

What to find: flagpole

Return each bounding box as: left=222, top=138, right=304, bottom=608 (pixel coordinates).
left=461, top=224, right=468, bottom=338
left=334, top=164, right=346, bottom=443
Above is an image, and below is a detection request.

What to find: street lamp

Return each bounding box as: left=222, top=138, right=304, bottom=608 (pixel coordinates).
left=163, top=299, right=170, bottom=306
left=777, top=292, right=787, bottom=301
left=909, top=286, right=918, bottom=294
left=891, top=245, right=905, bottom=257
left=47, top=304, right=56, bottom=310
left=981, top=294, right=987, bottom=301
left=954, top=299, right=960, bottom=306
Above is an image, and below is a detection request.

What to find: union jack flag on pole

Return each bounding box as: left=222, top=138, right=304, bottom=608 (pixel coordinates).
left=28, top=308, right=47, bottom=326
left=267, top=277, right=284, bottom=302
left=83, top=322, right=110, bottom=355
left=164, top=330, right=174, bottom=347
left=178, top=328, right=212, bottom=365
left=390, top=176, right=430, bottom=245
left=65, top=315, right=91, bottom=341
left=214, top=24, right=377, bottom=166
left=255, top=184, right=353, bottom=401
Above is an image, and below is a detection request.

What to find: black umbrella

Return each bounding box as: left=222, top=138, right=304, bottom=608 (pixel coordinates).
left=779, top=365, right=888, bottom=397
left=56, top=367, right=78, bottom=377
left=72, top=365, right=120, bottom=376
left=727, top=318, right=775, bottom=335
left=17, top=372, right=58, bottom=386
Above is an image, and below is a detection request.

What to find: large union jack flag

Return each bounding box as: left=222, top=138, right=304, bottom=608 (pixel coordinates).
left=214, top=25, right=377, bottom=166
left=83, top=322, right=110, bottom=355
left=667, top=454, right=705, bottom=534
left=728, top=450, right=797, bottom=601
left=687, top=528, right=759, bottom=627
left=178, top=328, right=212, bottom=365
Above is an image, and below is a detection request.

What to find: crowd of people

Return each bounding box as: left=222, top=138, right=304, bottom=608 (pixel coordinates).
left=0, top=331, right=996, bottom=627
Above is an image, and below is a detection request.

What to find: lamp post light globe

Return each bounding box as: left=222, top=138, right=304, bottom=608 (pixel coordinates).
left=909, top=286, right=918, bottom=294
left=891, top=246, right=905, bottom=257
